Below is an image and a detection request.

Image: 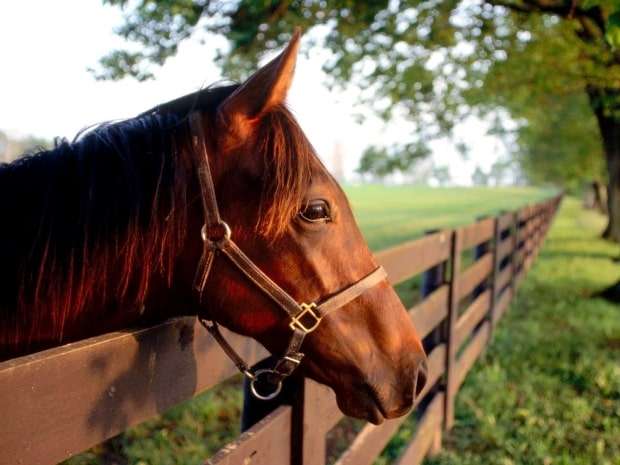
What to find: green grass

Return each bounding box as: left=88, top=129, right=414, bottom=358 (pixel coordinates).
left=65, top=187, right=619, bottom=465
left=418, top=198, right=619, bottom=465
left=345, top=185, right=552, bottom=250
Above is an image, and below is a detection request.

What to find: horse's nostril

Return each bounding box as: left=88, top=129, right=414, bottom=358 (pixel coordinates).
left=414, top=359, right=428, bottom=398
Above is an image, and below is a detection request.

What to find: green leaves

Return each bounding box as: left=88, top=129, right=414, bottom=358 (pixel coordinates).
left=582, top=0, right=603, bottom=10
left=98, top=0, right=620, bottom=210
left=356, top=142, right=431, bottom=179
left=605, top=11, right=620, bottom=49
left=92, top=50, right=155, bottom=81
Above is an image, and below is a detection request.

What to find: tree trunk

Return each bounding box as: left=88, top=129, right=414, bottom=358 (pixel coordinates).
left=593, top=180, right=608, bottom=214
left=587, top=86, right=620, bottom=242
left=584, top=180, right=608, bottom=213
left=606, top=158, right=620, bottom=242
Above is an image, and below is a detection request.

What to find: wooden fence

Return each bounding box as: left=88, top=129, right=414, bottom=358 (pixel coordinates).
left=0, top=195, right=562, bottom=465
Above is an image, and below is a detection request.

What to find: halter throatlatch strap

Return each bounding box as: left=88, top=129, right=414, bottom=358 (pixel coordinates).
left=189, top=113, right=388, bottom=400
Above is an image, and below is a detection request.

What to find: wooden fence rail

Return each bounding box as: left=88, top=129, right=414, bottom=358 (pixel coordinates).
left=0, top=195, right=562, bottom=465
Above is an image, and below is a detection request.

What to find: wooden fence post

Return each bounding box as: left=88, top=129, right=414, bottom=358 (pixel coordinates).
left=242, top=360, right=307, bottom=465
left=474, top=216, right=490, bottom=299
left=421, top=231, right=447, bottom=454
left=535, top=207, right=541, bottom=252
left=532, top=207, right=540, bottom=256
left=241, top=357, right=301, bottom=433
left=512, top=210, right=519, bottom=285
left=514, top=209, right=525, bottom=283
left=488, top=215, right=501, bottom=337
left=422, top=230, right=447, bottom=354
left=297, top=380, right=329, bottom=465
left=444, top=228, right=462, bottom=431
left=525, top=206, right=533, bottom=269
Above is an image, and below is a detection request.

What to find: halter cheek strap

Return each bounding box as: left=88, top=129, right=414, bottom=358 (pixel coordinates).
left=189, top=114, right=387, bottom=400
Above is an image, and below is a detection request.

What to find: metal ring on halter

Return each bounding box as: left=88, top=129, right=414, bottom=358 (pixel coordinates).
left=201, top=222, right=232, bottom=247
left=250, top=369, right=283, bottom=400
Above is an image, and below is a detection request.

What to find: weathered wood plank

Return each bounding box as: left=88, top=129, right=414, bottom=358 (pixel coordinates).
left=454, top=290, right=491, bottom=349
left=494, top=288, right=513, bottom=326
left=457, top=253, right=493, bottom=301
left=515, top=268, right=526, bottom=286
left=518, top=205, right=533, bottom=222
left=333, top=344, right=446, bottom=465
left=300, top=380, right=333, bottom=465
left=497, top=212, right=514, bottom=232
left=453, top=322, right=491, bottom=392
left=496, top=265, right=512, bottom=293
left=376, top=231, right=451, bottom=285
left=207, top=406, right=292, bottom=465
left=514, top=248, right=524, bottom=268
left=410, top=285, right=449, bottom=340
left=497, top=236, right=514, bottom=261
left=394, top=393, right=445, bottom=465
left=420, top=343, right=447, bottom=401
left=302, top=379, right=342, bottom=437
left=0, top=318, right=268, bottom=465
left=459, top=218, right=495, bottom=250
left=334, top=418, right=408, bottom=465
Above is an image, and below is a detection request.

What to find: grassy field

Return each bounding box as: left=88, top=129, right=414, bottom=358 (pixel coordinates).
left=346, top=185, right=551, bottom=250
left=421, top=198, right=620, bottom=465
left=65, top=187, right=620, bottom=465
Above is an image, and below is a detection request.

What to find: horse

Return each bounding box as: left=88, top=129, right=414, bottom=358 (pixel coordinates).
left=0, top=31, right=427, bottom=424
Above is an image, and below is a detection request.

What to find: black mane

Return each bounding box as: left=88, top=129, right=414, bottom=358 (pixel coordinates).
left=0, top=82, right=317, bottom=358
left=0, top=85, right=237, bottom=355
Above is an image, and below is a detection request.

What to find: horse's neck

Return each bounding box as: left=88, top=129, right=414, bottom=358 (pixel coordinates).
left=0, top=121, right=195, bottom=360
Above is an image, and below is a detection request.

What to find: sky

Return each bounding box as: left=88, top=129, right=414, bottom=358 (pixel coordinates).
left=0, top=1, right=505, bottom=183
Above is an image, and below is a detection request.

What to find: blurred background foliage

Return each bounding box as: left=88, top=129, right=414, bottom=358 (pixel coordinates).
left=97, top=0, right=620, bottom=239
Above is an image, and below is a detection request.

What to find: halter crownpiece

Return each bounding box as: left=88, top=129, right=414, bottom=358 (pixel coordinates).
left=189, top=114, right=387, bottom=400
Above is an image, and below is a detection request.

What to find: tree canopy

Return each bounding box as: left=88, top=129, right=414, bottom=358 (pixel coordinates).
left=508, top=93, right=605, bottom=192
left=99, top=0, right=620, bottom=239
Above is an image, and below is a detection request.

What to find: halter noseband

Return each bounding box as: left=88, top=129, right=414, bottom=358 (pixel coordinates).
left=190, top=114, right=387, bottom=400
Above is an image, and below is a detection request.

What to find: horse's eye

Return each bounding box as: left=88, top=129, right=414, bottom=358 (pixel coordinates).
left=299, top=200, right=331, bottom=223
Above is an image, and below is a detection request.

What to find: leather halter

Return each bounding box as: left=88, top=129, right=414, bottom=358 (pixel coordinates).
left=189, top=114, right=387, bottom=400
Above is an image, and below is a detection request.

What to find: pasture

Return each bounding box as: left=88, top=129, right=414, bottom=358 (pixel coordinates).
left=62, top=186, right=617, bottom=465
left=347, top=185, right=551, bottom=250
left=425, top=198, right=620, bottom=465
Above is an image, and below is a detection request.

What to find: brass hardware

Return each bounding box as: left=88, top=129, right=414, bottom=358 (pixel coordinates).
left=289, top=302, right=322, bottom=333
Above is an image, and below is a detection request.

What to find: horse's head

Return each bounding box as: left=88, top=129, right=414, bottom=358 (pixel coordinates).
left=186, top=32, right=427, bottom=424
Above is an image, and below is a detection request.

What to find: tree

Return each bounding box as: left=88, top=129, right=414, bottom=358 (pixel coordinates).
left=472, top=166, right=491, bottom=186
left=508, top=93, right=605, bottom=192
left=99, top=0, right=620, bottom=241
left=431, top=165, right=452, bottom=186
left=356, top=143, right=431, bottom=181
left=356, top=146, right=392, bottom=181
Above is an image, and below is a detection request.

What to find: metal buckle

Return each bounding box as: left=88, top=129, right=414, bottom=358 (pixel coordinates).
left=250, top=369, right=283, bottom=400
left=201, top=221, right=231, bottom=248
left=289, top=302, right=322, bottom=334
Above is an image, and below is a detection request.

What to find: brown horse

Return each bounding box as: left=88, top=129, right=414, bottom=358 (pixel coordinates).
left=0, top=32, right=426, bottom=424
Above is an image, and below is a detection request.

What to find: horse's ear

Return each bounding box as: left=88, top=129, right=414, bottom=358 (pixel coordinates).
left=218, top=29, right=301, bottom=132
